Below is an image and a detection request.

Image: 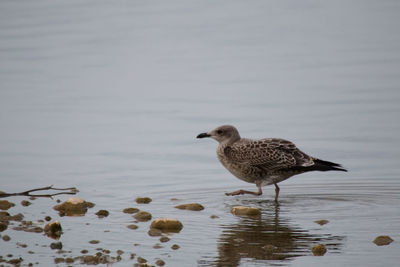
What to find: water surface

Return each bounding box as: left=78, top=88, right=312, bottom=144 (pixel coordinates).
left=1, top=0, right=400, bottom=266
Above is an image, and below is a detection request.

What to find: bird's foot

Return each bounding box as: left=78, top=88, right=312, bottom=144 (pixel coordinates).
left=225, top=189, right=262, bottom=196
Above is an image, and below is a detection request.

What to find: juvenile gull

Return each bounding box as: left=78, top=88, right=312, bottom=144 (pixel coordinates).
left=197, top=125, right=347, bottom=202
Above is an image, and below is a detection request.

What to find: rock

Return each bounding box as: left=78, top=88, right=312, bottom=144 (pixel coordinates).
left=95, top=210, right=109, bottom=218
left=2, top=235, right=11, bottom=241
left=44, top=221, right=62, bottom=239
left=262, top=244, right=278, bottom=253
left=53, top=197, right=89, bottom=216
left=314, top=220, right=329, bottom=226
left=210, top=215, right=219, bottom=219
left=153, top=243, right=163, bottom=249
left=21, top=200, right=32, bottom=207
left=171, top=244, right=180, bottom=250
left=50, top=242, right=63, bottom=250
left=0, top=200, right=15, bottom=210
left=231, top=206, right=261, bottom=217
left=65, top=257, right=74, bottom=264
left=123, top=208, right=139, bottom=214
left=373, top=235, right=394, bottom=246
left=159, top=236, right=170, bottom=243
left=0, top=222, right=8, bottom=232
left=155, top=259, right=165, bottom=266
left=81, top=249, right=89, bottom=254
left=135, top=197, right=152, bottom=204
left=134, top=211, right=152, bottom=222
left=54, top=257, right=65, bottom=264
left=86, top=201, right=95, bottom=208
left=44, top=216, right=51, bottom=221
left=150, top=218, right=183, bottom=233
left=127, top=224, right=138, bottom=230
left=148, top=228, right=163, bottom=237
left=312, top=244, right=327, bottom=256
left=89, top=240, right=100, bottom=244
left=137, top=256, right=147, bottom=263
left=174, top=203, right=204, bottom=211
left=116, top=250, right=124, bottom=255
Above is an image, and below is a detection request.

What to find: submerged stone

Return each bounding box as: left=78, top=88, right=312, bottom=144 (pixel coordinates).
left=231, top=206, right=261, bottom=217
left=314, top=220, right=329, bottom=226
left=2, top=235, right=11, bottom=241
left=155, top=259, right=165, bottom=266
left=127, top=224, right=138, bottom=230
left=53, top=197, right=89, bottom=216
left=159, top=236, right=170, bottom=243
left=312, top=244, right=327, bottom=256
left=171, top=244, right=180, bottom=250
left=95, top=210, right=109, bottom=218
left=123, top=208, right=139, bottom=214
left=21, top=200, right=32, bottom=207
left=0, top=200, right=15, bottom=210
left=50, top=242, right=63, bottom=250
left=150, top=218, right=183, bottom=233
left=134, top=211, right=152, bottom=222
left=0, top=222, right=8, bottom=232
left=44, top=221, right=62, bottom=239
left=373, top=235, right=394, bottom=246
left=135, top=197, right=152, bottom=204
left=174, top=203, right=204, bottom=211
left=148, top=228, right=162, bottom=237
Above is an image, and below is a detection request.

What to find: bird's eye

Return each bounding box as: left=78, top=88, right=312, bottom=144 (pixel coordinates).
left=217, top=130, right=223, bottom=135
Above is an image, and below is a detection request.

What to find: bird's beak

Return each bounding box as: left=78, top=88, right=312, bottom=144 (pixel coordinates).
left=196, top=132, right=211, bottom=138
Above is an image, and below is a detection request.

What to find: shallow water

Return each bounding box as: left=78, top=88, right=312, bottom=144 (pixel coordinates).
left=1, top=0, right=400, bottom=266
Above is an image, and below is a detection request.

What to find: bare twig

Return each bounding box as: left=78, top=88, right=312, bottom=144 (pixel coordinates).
left=0, top=185, right=78, bottom=198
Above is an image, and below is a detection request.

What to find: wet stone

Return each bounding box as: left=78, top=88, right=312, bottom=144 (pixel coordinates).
left=127, top=224, right=138, bottom=230
left=0, top=222, right=8, bottom=232
left=134, top=211, right=152, bottom=222
left=314, top=220, right=329, bottom=226
left=153, top=243, right=163, bottom=249
left=44, top=221, right=62, bottom=239
left=123, top=208, right=139, bottom=214
left=175, top=203, right=204, bottom=211
left=81, top=249, right=89, bottom=254
left=155, top=259, right=165, bottom=266
left=95, top=210, right=109, bottom=218
left=312, top=244, right=327, bottom=256
left=2, top=235, right=11, bottom=241
left=0, top=200, right=15, bottom=210
left=159, top=236, right=170, bottom=243
left=136, top=197, right=152, bottom=204
left=150, top=218, right=183, bottom=233
left=231, top=206, right=261, bottom=217
left=373, top=235, right=394, bottom=246
left=171, top=244, right=180, bottom=250
left=262, top=244, right=278, bottom=253
left=210, top=215, right=219, bottom=219
left=54, top=258, right=65, bottom=264
left=116, top=250, right=124, bottom=255
left=53, top=197, right=89, bottom=216
left=17, top=242, right=28, bottom=248
left=50, top=242, right=63, bottom=250
left=21, top=200, right=32, bottom=207
left=86, top=201, right=95, bottom=208
left=148, top=228, right=162, bottom=237
left=89, top=240, right=100, bottom=244
left=44, top=216, right=51, bottom=221
left=137, top=256, right=147, bottom=263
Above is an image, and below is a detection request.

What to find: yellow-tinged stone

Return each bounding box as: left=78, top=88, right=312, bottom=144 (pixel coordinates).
left=231, top=206, right=261, bottom=216
left=150, top=218, right=183, bottom=233
left=312, top=244, right=327, bottom=256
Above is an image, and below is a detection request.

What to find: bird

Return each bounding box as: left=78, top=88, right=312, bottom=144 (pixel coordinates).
left=196, top=125, right=347, bottom=202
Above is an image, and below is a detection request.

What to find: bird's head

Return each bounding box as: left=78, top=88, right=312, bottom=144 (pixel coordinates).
left=197, top=125, right=241, bottom=145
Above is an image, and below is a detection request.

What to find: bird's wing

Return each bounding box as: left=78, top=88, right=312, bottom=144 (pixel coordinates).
left=224, top=138, right=314, bottom=172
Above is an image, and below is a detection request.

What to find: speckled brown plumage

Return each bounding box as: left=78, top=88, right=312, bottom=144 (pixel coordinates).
left=197, top=125, right=347, bottom=202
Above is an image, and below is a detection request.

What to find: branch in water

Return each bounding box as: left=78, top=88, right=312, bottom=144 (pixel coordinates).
left=0, top=185, right=78, bottom=198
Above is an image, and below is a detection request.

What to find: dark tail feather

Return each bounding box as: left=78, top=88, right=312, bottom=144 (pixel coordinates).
left=311, top=159, right=347, bottom=172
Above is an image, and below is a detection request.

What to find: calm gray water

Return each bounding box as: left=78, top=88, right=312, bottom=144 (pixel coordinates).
left=1, top=0, right=400, bottom=266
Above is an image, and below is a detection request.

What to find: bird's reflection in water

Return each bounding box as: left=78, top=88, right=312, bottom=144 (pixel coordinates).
left=201, top=201, right=344, bottom=267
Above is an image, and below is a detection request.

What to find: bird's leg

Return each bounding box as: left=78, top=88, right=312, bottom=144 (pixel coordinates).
left=274, top=183, right=280, bottom=203
left=225, top=186, right=262, bottom=196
